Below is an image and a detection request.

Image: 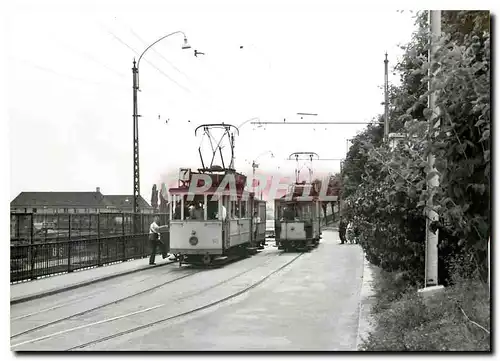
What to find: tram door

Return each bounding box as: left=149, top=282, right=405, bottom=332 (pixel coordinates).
left=274, top=199, right=282, bottom=241
left=220, top=195, right=230, bottom=251
left=257, top=200, right=266, bottom=245
left=315, top=201, right=321, bottom=237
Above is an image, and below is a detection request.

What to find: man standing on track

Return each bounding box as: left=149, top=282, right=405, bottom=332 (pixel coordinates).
left=149, top=215, right=168, bottom=265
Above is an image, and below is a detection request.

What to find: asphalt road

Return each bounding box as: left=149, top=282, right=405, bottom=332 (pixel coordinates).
left=11, top=231, right=364, bottom=351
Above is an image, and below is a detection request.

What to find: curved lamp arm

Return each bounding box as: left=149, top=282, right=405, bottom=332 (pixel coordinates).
left=237, top=117, right=260, bottom=129
left=255, top=150, right=274, bottom=162
left=135, top=31, right=190, bottom=90
left=137, top=31, right=189, bottom=68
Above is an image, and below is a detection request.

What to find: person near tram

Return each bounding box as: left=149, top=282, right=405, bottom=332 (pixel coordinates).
left=252, top=211, right=261, bottom=244
left=191, top=202, right=204, bottom=220
left=338, top=216, right=347, bottom=244
left=149, top=215, right=169, bottom=265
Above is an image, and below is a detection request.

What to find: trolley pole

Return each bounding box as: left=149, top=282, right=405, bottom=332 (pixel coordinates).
left=419, top=10, right=443, bottom=297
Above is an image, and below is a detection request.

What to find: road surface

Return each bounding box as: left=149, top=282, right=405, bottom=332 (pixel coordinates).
left=11, top=230, right=364, bottom=351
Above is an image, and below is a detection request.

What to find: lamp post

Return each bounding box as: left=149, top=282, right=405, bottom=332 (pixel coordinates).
left=246, top=150, right=274, bottom=200
left=131, top=31, right=191, bottom=230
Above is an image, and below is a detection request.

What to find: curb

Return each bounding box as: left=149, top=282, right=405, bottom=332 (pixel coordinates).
left=10, top=260, right=176, bottom=305
left=355, top=253, right=376, bottom=350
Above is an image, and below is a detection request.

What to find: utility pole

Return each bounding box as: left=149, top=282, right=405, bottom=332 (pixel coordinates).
left=252, top=161, right=258, bottom=195
left=130, top=32, right=191, bottom=233
left=132, top=60, right=141, bottom=233
left=419, top=10, right=443, bottom=296
left=384, top=52, right=389, bottom=142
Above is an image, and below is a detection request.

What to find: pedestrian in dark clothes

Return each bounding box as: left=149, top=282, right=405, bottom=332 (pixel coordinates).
left=339, top=216, right=348, bottom=244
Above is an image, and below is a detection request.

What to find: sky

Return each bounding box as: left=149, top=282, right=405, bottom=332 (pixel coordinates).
left=7, top=0, right=423, bottom=203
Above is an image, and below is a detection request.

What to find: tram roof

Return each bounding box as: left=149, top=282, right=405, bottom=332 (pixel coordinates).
left=277, top=196, right=321, bottom=203
left=168, top=186, right=250, bottom=198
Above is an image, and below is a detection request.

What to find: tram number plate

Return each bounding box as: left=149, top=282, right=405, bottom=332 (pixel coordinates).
left=212, top=238, right=218, bottom=244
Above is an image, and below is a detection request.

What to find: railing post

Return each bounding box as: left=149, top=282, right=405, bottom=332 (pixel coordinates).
left=122, top=213, right=126, bottom=261
left=97, top=213, right=102, bottom=266
left=30, top=213, right=35, bottom=280
left=142, top=214, right=147, bottom=258
left=67, top=213, right=72, bottom=273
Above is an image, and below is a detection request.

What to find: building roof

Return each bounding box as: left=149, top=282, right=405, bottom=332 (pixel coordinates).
left=10, top=192, right=111, bottom=208
left=10, top=192, right=153, bottom=210
left=104, top=195, right=152, bottom=209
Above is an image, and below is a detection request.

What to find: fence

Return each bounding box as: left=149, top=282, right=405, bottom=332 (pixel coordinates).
left=10, top=212, right=169, bottom=245
left=10, top=212, right=170, bottom=283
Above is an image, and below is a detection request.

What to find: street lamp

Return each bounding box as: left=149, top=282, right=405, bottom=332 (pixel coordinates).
left=247, top=150, right=274, bottom=200
left=131, top=31, right=191, bottom=221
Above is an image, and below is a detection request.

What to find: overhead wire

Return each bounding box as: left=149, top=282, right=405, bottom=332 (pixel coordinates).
left=119, top=19, right=191, bottom=81
left=100, top=24, right=192, bottom=94
left=56, top=40, right=129, bottom=80
left=10, top=57, right=126, bottom=89
left=102, top=20, right=233, bottom=123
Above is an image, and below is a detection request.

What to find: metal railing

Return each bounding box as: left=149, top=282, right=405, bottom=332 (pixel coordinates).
left=10, top=212, right=170, bottom=283
left=10, top=212, right=169, bottom=244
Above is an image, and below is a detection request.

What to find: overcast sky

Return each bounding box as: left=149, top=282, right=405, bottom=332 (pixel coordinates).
left=6, top=0, right=422, bottom=202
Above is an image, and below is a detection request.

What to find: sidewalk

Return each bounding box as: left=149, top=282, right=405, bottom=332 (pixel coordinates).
left=356, top=255, right=377, bottom=350
left=10, top=256, right=175, bottom=305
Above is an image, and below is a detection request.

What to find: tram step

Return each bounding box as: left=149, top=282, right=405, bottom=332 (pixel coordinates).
left=213, top=256, right=228, bottom=261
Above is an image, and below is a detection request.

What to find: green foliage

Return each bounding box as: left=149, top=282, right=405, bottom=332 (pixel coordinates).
left=361, top=269, right=490, bottom=351
left=341, top=10, right=490, bottom=283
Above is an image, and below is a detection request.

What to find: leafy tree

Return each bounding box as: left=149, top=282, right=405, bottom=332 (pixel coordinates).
left=341, top=10, right=490, bottom=284
left=150, top=184, right=158, bottom=211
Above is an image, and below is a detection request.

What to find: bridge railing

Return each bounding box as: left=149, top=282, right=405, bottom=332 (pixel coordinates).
left=10, top=212, right=170, bottom=284
left=10, top=212, right=169, bottom=245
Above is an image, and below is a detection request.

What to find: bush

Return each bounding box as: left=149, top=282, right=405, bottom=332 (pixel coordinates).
left=341, top=10, right=490, bottom=283
left=360, top=270, right=490, bottom=351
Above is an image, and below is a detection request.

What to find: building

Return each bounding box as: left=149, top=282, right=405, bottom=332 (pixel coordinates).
left=104, top=195, right=154, bottom=214
left=10, top=188, right=154, bottom=214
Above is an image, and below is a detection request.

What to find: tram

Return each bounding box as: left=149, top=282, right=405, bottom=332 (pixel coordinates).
left=274, top=152, right=323, bottom=251
left=168, top=124, right=266, bottom=266
left=274, top=182, right=322, bottom=251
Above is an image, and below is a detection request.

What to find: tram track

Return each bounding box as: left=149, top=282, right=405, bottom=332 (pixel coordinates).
left=11, top=249, right=279, bottom=340
left=67, top=252, right=304, bottom=351
left=11, top=246, right=265, bottom=329
left=11, top=264, right=184, bottom=322
left=10, top=270, right=199, bottom=339
left=11, top=250, right=304, bottom=350
left=12, top=249, right=276, bottom=330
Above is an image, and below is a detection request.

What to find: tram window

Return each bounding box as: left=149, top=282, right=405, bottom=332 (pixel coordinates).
left=207, top=200, right=218, bottom=220
left=241, top=201, right=247, bottom=218
left=183, top=196, right=191, bottom=220
left=173, top=200, right=182, bottom=219
left=231, top=200, right=240, bottom=219
left=189, top=195, right=204, bottom=220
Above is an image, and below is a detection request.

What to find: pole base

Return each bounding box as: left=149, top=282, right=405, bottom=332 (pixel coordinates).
left=417, top=285, right=445, bottom=301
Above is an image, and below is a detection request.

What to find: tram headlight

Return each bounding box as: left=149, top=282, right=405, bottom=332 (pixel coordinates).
left=189, top=236, right=199, bottom=246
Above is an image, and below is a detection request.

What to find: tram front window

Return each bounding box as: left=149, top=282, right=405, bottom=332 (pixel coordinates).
left=174, top=201, right=182, bottom=219
left=190, top=195, right=205, bottom=220
left=207, top=200, right=218, bottom=220
left=282, top=206, right=295, bottom=221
